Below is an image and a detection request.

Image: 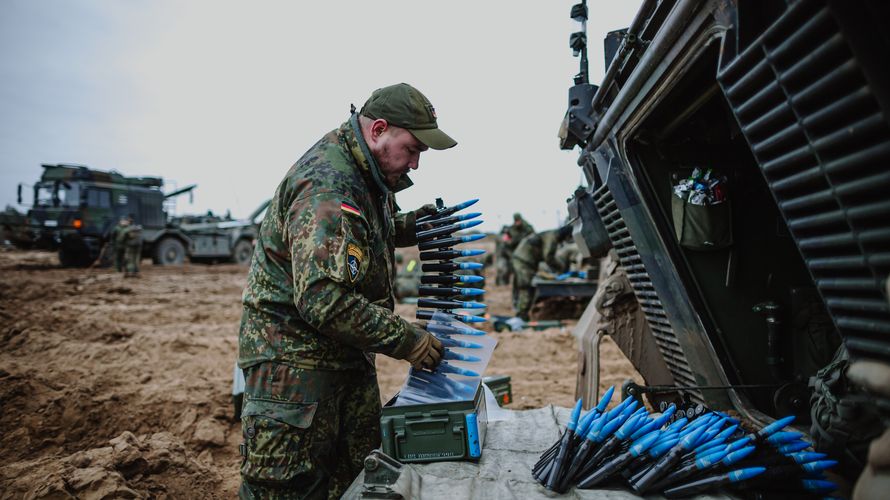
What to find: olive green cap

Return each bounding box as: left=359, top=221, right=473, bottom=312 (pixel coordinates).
left=359, top=83, right=457, bottom=150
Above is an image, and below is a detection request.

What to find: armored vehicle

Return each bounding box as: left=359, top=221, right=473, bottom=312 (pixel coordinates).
left=14, top=163, right=262, bottom=267
left=563, top=0, right=889, bottom=483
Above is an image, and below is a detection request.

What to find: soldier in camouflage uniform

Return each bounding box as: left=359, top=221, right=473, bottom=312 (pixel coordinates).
left=238, top=83, right=456, bottom=499
left=506, top=213, right=534, bottom=252
left=107, top=216, right=129, bottom=272
left=394, top=254, right=422, bottom=301
left=511, top=226, right=572, bottom=321
left=122, top=216, right=143, bottom=277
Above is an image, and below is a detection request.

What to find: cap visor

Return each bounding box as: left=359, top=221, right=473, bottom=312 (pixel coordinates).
left=410, top=128, right=457, bottom=150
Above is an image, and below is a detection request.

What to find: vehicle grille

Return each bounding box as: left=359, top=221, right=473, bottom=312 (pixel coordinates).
left=718, top=0, right=890, bottom=361
left=592, top=184, right=705, bottom=404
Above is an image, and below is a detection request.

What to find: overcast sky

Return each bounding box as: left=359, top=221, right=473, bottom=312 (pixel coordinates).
left=0, top=0, right=642, bottom=232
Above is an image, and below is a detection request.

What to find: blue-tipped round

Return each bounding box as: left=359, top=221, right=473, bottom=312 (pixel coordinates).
left=801, top=460, right=838, bottom=473
left=460, top=234, right=486, bottom=243
left=457, top=288, right=485, bottom=296
left=458, top=219, right=483, bottom=230
left=680, top=414, right=714, bottom=436
left=650, top=436, right=680, bottom=457
left=801, top=479, right=837, bottom=493
left=760, top=415, right=796, bottom=437
left=726, top=436, right=752, bottom=452
left=776, top=441, right=810, bottom=454
left=576, top=409, right=599, bottom=437
left=586, top=413, right=607, bottom=440
left=596, top=386, right=616, bottom=413
left=728, top=467, right=766, bottom=482
left=629, top=418, right=657, bottom=441
left=680, top=426, right=707, bottom=450
left=457, top=275, right=484, bottom=283
left=453, top=198, right=479, bottom=211
left=767, top=431, right=805, bottom=445
left=790, top=452, right=828, bottom=464
left=458, top=262, right=484, bottom=270
left=456, top=212, right=482, bottom=222
left=615, top=414, right=643, bottom=439
left=459, top=248, right=486, bottom=256
left=598, top=415, right=625, bottom=441
left=443, top=350, right=482, bottom=362
left=696, top=447, right=730, bottom=469
left=714, top=423, right=739, bottom=441
left=440, top=338, right=483, bottom=349
left=568, top=399, right=584, bottom=431
left=666, top=417, right=689, bottom=432
left=721, top=446, right=755, bottom=466
left=437, top=362, right=480, bottom=377
left=630, top=431, right=662, bottom=456
left=455, top=313, right=486, bottom=323
left=457, top=300, right=486, bottom=309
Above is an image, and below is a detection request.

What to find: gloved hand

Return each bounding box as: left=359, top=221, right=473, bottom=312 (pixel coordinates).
left=414, top=203, right=438, bottom=220
left=404, top=326, right=444, bottom=370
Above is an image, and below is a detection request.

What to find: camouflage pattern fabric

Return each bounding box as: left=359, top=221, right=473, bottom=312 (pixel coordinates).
left=505, top=217, right=534, bottom=252
left=109, top=222, right=126, bottom=272
left=123, top=225, right=142, bottom=274
left=495, top=226, right=512, bottom=286
left=239, top=118, right=422, bottom=372
left=239, top=362, right=380, bottom=500
left=238, top=116, right=425, bottom=497
left=511, top=229, right=567, bottom=320
left=394, top=259, right=422, bottom=300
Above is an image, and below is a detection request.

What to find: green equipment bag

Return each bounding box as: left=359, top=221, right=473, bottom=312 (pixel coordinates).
left=671, top=196, right=732, bottom=251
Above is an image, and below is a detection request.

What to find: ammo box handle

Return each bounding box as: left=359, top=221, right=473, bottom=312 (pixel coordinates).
left=405, top=416, right=451, bottom=433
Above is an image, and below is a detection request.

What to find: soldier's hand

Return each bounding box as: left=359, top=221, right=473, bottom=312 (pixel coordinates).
left=414, top=204, right=438, bottom=219
left=405, top=328, right=444, bottom=371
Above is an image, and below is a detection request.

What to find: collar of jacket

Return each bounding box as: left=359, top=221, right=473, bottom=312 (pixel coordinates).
left=341, top=114, right=414, bottom=196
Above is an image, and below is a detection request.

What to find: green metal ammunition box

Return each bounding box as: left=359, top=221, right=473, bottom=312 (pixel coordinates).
left=483, top=375, right=513, bottom=406
left=380, top=381, right=487, bottom=463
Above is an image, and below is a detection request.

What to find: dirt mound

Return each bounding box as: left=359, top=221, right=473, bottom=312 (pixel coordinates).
left=0, top=249, right=641, bottom=496
left=1, top=431, right=220, bottom=499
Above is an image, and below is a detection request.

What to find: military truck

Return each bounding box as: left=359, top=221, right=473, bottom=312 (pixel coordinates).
left=563, top=0, right=890, bottom=483
left=176, top=200, right=269, bottom=265
left=13, top=163, right=263, bottom=267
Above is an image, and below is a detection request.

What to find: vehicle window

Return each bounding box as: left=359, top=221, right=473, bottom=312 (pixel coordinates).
left=35, top=184, right=53, bottom=206
left=58, top=183, right=80, bottom=207
left=86, top=189, right=112, bottom=208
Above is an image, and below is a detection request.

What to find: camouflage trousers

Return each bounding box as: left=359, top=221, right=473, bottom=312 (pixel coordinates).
left=114, top=247, right=126, bottom=272
left=512, top=260, right=536, bottom=321
left=239, top=362, right=381, bottom=500
left=124, top=244, right=141, bottom=274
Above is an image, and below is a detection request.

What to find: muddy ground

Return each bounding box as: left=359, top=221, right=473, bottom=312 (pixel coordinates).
left=0, top=247, right=641, bottom=498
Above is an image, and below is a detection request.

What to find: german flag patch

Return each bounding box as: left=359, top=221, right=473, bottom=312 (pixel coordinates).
left=341, top=202, right=361, bottom=217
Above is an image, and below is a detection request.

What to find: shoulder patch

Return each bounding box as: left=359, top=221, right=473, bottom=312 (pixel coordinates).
left=346, top=243, right=364, bottom=283
left=341, top=202, right=362, bottom=217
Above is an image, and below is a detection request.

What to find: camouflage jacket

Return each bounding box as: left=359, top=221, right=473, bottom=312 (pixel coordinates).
left=505, top=219, right=535, bottom=252
left=512, top=229, right=565, bottom=273
left=239, top=116, right=422, bottom=371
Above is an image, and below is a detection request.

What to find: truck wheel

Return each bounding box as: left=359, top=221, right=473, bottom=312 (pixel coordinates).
left=232, top=239, right=254, bottom=266
left=153, top=237, right=186, bottom=265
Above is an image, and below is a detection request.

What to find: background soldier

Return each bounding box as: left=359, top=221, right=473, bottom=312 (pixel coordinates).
left=109, top=216, right=129, bottom=272
left=394, top=253, right=422, bottom=301
left=122, top=215, right=143, bottom=277
left=511, top=225, right=572, bottom=321
left=495, top=225, right=512, bottom=285
left=506, top=212, right=534, bottom=251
